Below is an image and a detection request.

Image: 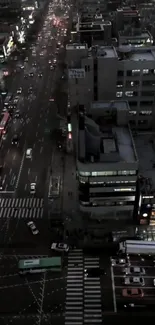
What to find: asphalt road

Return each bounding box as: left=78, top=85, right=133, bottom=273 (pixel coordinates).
left=0, top=2, right=69, bottom=198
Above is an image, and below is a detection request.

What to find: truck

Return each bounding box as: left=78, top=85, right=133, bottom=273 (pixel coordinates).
left=118, top=240, right=155, bottom=255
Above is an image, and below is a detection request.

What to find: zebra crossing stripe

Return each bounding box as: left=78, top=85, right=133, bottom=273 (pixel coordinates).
left=0, top=198, right=44, bottom=219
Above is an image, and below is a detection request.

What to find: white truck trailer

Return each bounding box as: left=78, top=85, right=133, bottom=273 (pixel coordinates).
left=119, top=240, right=155, bottom=255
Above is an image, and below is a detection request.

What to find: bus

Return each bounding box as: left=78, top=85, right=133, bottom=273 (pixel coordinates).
left=0, top=112, right=10, bottom=134
left=4, top=92, right=13, bottom=107
left=18, top=256, right=62, bottom=274
left=48, top=176, right=61, bottom=198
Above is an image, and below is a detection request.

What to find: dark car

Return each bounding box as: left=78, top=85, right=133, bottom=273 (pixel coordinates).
left=12, top=134, right=19, bottom=145
left=84, top=268, right=106, bottom=277
left=28, top=87, right=33, bottom=94
left=38, top=73, right=43, bottom=77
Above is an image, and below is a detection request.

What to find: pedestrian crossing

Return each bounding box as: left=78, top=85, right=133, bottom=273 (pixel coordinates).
left=65, top=249, right=84, bottom=325
left=84, top=256, right=102, bottom=324
left=0, top=198, right=44, bottom=219
left=65, top=249, right=103, bottom=325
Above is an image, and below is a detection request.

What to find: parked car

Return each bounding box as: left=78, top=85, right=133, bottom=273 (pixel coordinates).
left=123, top=267, right=145, bottom=275
left=122, top=288, right=144, bottom=298
left=51, top=242, right=69, bottom=252
left=124, top=277, right=145, bottom=286
left=27, top=221, right=39, bottom=235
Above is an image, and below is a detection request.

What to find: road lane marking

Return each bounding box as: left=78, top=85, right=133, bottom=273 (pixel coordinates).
left=9, top=169, right=12, bottom=175
left=28, top=168, right=30, bottom=175
left=24, top=184, right=27, bottom=191
left=15, top=147, right=25, bottom=190
left=40, top=146, right=43, bottom=153
left=111, top=265, right=117, bottom=312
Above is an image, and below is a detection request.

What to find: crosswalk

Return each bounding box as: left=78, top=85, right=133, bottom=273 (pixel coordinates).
left=84, top=256, right=102, bottom=324
left=65, top=249, right=84, bottom=325
left=65, top=249, right=102, bottom=325
left=0, top=198, right=44, bottom=219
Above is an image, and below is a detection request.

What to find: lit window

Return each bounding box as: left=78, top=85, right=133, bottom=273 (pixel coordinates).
left=140, top=111, right=152, bottom=116
left=116, top=92, right=122, bottom=98
left=143, top=69, right=149, bottom=75
left=79, top=171, right=90, bottom=176
left=132, top=69, right=140, bottom=76
left=125, top=91, right=133, bottom=97
left=129, top=111, right=136, bottom=115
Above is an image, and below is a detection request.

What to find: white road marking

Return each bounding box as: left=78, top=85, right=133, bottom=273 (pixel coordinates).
left=40, top=146, right=43, bottom=153
left=9, top=168, right=12, bottom=175
left=15, top=148, right=25, bottom=190
left=24, top=184, right=27, bottom=191
left=28, top=168, right=30, bottom=175
left=111, top=265, right=117, bottom=312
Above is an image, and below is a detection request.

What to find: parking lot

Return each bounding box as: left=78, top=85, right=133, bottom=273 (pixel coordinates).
left=111, top=255, right=155, bottom=312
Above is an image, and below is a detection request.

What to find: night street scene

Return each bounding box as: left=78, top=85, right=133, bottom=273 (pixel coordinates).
left=1, top=0, right=155, bottom=324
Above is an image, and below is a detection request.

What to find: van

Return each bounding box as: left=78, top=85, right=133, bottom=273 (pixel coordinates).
left=26, top=148, right=32, bottom=159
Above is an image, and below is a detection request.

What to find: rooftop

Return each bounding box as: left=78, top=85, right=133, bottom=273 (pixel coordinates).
left=78, top=103, right=137, bottom=166
left=117, top=46, right=155, bottom=61
left=130, top=50, right=155, bottom=61
left=66, top=43, right=88, bottom=50
left=119, top=30, right=152, bottom=39
left=134, top=134, right=155, bottom=191
left=90, top=46, right=117, bottom=58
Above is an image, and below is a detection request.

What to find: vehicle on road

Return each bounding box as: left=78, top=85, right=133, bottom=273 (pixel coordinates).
left=4, top=92, right=13, bottom=107
left=48, top=176, right=61, bottom=198
left=26, top=148, right=32, bottom=159
left=84, top=268, right=106, bottom=277
left=51, top=242, right=69, bottom=252
left=17, top=87, right=22, bottom=94
left=0, top=112, right=10, bottom=135
left=27, top=221, right=39, bottom=235
left=123, top=267, right=145, bottom=275
left=124, top=277, right=145, bottom=286
left=12, top=134, right=19, bottom=145
left=30, top=183, right=36, bottom=194
left=18, top=256, right=62, bottom=274
left=122, top=288, right=144, bottom=298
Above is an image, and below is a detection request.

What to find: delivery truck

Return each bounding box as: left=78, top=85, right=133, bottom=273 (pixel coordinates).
left=118, top=240, right=155, bottom=255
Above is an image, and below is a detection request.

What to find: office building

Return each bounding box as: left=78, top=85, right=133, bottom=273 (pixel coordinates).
left=67, top=43, right=155, bottom=129
left=77, top=100, right=138, bottom=219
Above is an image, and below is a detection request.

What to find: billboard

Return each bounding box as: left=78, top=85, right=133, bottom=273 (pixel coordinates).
left=68, top=68, right=85, bottom=79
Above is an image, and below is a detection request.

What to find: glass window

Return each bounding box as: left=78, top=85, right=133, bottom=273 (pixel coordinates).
left=79, top=171, right=90, bottom=176
left=132, top=69, right=140, bottom=76
left=116, top=92, right=123, bottom=98
left=143, top=69, right=149, bottom=75
left=129, top=110, right=137, bottom=115
left=125, top=91, right=133, bottom=97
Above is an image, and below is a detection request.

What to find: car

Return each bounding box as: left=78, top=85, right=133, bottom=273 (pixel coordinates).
left=50, top=65, right=54, bottom=70
left=17, top=87, right=22, bottom=94
left=25, top=57, right=28, bottom=62
left=40, top=52, right=44, bottom=56
left=28, top=87, right=33, bottom=93
left=38, top=73, right=43, bottom=77
left=42, top=45, right=46, bottom=49
left=49, top=98, right=54, bottom=102
left=122, top=288, right=144, bottom=298
left=27, top=221, right=39, bottom=235
left=124, top=277, right=145, bottom=286
left=51, top=242, right=69, bottom=252
left=12, top=134, right=19, bottom=145
left=29, top=72, right=34, bottom=77
left=24, top=74, right=28, bottom=78
left=14, top=110, right=20, bottom=118
left=30, top=183, right=36, bottom=194
left=111, top=257, right=130, bottom=266
left=48, top=60, right=52, bottom=64
left=13, top=96, right=19, bottom=104
left=32, top=62, right=37, bottom=66
left=84, top=268, right=106, bottom=277
left=123, top=267, right=145, bottom=275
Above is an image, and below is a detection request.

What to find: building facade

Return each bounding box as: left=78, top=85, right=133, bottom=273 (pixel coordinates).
left=66, top=44, right=155, bottom=129
left=77, top=100, right=139, bottom=219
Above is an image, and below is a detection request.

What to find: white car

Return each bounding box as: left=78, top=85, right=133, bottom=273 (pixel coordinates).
left=13, top=96, right=19, bottom=104
left=51, top=242, right=69, bottom=252
left=27, top=221, right=39, bottom=235
left=153, top=279, right=155, bottom=286
left=111, top=258, right=129, bottom=266
left=124, top=276, right=145, bottom=286
left=123, top=267, right=145, bottom=275
left=30, top=183, right=36, bottom=194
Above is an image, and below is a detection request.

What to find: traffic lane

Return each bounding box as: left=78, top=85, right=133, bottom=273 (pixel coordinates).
left=1, top=145, right=24, bottom=191
left=1, top=219, right=51, bottom=255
